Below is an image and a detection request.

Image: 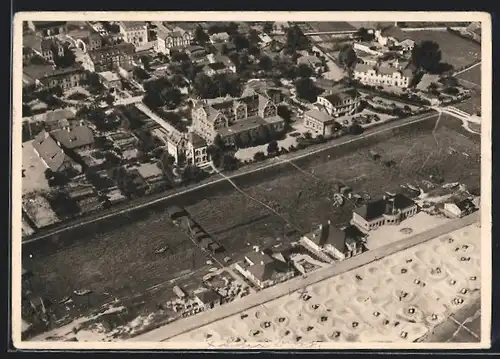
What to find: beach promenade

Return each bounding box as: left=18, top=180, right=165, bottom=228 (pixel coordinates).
left=131, top=212, right=479, bottom=342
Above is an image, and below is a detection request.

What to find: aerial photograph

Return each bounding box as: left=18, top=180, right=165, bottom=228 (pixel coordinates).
left=17, top=15, right=485, bottom=347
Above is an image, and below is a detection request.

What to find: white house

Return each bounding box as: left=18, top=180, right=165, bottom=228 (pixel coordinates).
left=353, top=63, right=413, bottom=88
left=119, top=21, right=148, bottom=47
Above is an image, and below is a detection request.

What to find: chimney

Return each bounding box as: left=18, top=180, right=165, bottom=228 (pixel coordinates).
left=254, top=245, right=259, bottom=252
left=319, top=224, right=323, bottom=231
left=383, top=195, right=387, bottom=201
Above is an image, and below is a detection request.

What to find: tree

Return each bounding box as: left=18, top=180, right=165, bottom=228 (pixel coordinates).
left=213, top=134, right=225, bottom=151
left=219, top=153, right=239, bottom=171
left=257, top=125, right=271, bottom=144
left=227, top=22, right=240, bottom=36
left=349, top=123, right=364, bottom=135
left=248, top=29, right=261, bottom=45
left=285, top=25, right=310, bottom=54
left=267, top=140, right=279, bottom=155
left=193, top=72, right=214, bottom=98
left=295, top=77, right=318, bottom=103
left=259, top=55, right=273, bottom=71
left=140, top=55, right=152, bottom=70
left=194, top=25, right=209, bottom=46
left=253, top=151, right=266, bottom=161
left=411, top=41, right=443, bottom=73
left=356, top=27, right=375, bottom=42
left=263, top=22, right=274, bottom=34
left=297, top=63, right=313, bottom=79
left=233, top=34, right=250, bottom=51
left=338, top=45, right=357, bottom=69
left=277, top=105, right=292, bottom=126
left=53, top=46, right=76, bottom=68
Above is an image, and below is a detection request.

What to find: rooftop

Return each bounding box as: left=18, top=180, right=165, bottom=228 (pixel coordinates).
left=194, top=288, right=221, bottom=305
left=99, top=71, right=120, bottom=82
left=32, top=131, right=75, bottom=172
left=353, top=193, right=416, bottom=221
left=51, top=126, right=95, bottom=149
left=305, top=109, right=334, bottom=123
left=120, top=21, right=147, bottom=30
left=218, top=116, right=268, bottom=137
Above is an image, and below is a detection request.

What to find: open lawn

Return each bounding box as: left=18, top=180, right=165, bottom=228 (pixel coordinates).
left=22, top=115, right=480, bottom=339
left=454, top=92, right=481, bottom=116
left=405, top=31, right=481, bottom=69
left=306, top=22, right=357, bottom=33
left=456, top=64, right=481, bottom=87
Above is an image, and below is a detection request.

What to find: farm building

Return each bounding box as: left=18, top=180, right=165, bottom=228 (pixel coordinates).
left=352, top=193, right=418, bottom=231
left=173, top=285, right=186, bottom=299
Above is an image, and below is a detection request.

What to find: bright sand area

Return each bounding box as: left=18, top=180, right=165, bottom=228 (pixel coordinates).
left=170, top=223, right=481, bottom=344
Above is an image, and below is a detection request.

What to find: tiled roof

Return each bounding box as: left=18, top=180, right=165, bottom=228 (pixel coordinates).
left=321, top=87, right=358, bottom=105
left=188, top=132, right=207, bottom=148
left=51, top=126, right=94, bottom=149
left=218, top=116, right=267, bottom=136
left=32, top=131, right=74, bottom=172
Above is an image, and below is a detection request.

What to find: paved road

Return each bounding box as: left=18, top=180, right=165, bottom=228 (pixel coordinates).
left=24, top=111, right=439, bottom=244
left=131, top=212, right=479, bottom=342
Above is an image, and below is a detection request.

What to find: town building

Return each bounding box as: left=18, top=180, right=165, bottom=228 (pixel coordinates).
left=316, top=86, right=361, bottom=117
left=27, top=21, right=67, bottom=37
left=40, top=38, right=65, bottom=63
left=353, top=42, right=384, bottom=56
left=303, top=109, right=341, bottom=137
left=297, top=55, right=323, bottom=72
left=156, top=26, right=192, bottom=54
left=203, top=62, right=233, bottom=77
left=119, top=21, right=148, bottom=47
left=98, top=71, right=122, bottom=90
left=235, top=248, right=296, bottom=289
left=88, top=43, right=135, bottom=72
left=210, top=32, right=230, bottom=44
left=214, top=55, right=237, bottom=73
left=162, top=128, right=210, bottom=167
left=51, top=125, right=95, bottom=151
left=443, top=198, right=476, bottom=218
left=38, top=66, right=88, bottom=91
left=352, top=193, right=418, bottom=232
left=376, top=27, right=415, bottom=51
left=302, top=221, right=366, bottom=260
left=32, top=131, right=80, bottom=173
left=353, top=63, right=413, bottom=88
left=192, top=90, right=286, bottom=146
left=193, top=288, right=222, bottom=310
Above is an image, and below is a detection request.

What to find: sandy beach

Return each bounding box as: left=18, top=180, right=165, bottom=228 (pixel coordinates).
left=169, top=223, right=481, bottom=345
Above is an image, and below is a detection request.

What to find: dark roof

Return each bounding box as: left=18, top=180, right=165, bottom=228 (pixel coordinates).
left=353, top=194, right=416, bottom=221
left=322, top=88, right=358, bottom=105
left=246, top=258, right=291, bottom=282
left=51, top=126, right=94, bottom=149
left=305, top=223, right=346, bottom=251
left=188, top=132, right=207, bottom=148
left=32, top=131, right=74, bottom=172
left=195, top=289, right=221, bottom=304
left=32, top=21, right=67, bottom=30
left=206, top=62, right=227, bottom=71
left=167, top=205, right=188, bottom=218
left=343, top=224, right=367, bottom=239
left=454, top=199, right=475, bottom=212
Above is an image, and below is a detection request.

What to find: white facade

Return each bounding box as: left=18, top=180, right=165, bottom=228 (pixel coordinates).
left=353, top=67, right=411, bottom=88
left=443, top=203, right=464, bottom=218
left=119, top=22, right=148, bottom=46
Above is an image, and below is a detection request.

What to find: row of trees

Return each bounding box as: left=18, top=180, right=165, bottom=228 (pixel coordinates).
left=193, top=72, right=241, bottom=99
left=143, top=76, right=183, bottom=109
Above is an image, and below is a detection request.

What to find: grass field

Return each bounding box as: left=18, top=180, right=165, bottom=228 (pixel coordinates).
left=454, top=92, right=481, bottom=116
left=456, top=64, right=481, bottom=87
left=23, top=115, right=481, bottom=338
left=306, top=22, right=357, bottom=32
left=405, top=31, right=481, bottom=69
